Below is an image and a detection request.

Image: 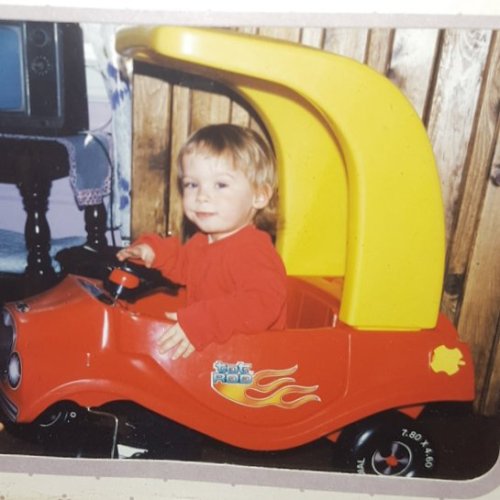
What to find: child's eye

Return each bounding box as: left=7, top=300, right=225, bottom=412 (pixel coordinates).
left=183, top=181, right=197, bottom=189
left=215, top=182, right=228, bottom=189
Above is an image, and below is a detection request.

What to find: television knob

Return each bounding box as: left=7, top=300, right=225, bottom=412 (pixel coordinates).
left=30, top=55, right=51, bottom=76
left=29, top=27, right=50, bottom=47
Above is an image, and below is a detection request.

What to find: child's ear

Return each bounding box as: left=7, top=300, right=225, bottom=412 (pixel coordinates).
left=253, top=184, right=272, bottom=209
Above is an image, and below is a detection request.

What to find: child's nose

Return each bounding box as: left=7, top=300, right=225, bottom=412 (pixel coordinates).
left=196, top=186, right=210, bottom=202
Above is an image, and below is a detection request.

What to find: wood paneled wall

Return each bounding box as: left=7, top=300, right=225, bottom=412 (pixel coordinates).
left=130, top=27, right=500, bottom=416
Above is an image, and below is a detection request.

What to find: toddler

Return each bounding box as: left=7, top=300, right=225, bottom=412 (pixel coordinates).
left=117, top=124, right=287, bottom=360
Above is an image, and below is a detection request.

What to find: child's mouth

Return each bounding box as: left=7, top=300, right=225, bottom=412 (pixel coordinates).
left=195, top=211, right=216, bottom=219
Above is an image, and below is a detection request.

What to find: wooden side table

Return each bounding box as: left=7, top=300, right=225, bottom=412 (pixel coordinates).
left=0, top=137, right=108, bottom=294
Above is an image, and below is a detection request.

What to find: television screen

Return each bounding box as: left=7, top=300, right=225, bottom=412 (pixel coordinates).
left=0, top=21, right=88, bottom=136
left=0, top=25, right=25, bottom=112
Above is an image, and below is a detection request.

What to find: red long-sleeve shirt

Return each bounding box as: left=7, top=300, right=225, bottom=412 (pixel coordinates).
left=137, top=225, right=287, bottom=350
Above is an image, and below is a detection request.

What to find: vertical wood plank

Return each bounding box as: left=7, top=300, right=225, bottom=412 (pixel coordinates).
left=388, top=29, right=440, bottom=118
left=365, top=28, right=395, bottom=74
left=168, top=85, right=191, bottom=236
left=230, top=100, right=252, bottom=127
left=442, top=33, right=500, bottom=322
left=257, top=27, right=301, bottom=43
left=190, top=90, right=232, bottom=133
left=457, top=123, right=500, bottom=414
left=483, top=321, right=500, bottom=414
left=300, top=27, right=324, bottom=49
left=426, top=30, right=492, bottom=249
left=130, top=73, right=170, bottom=239
left=322, top=28, right=368, bottom=62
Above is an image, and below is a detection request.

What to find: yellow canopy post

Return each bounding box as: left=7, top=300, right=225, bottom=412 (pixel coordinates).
left=116, top=26, right=445, bottom=331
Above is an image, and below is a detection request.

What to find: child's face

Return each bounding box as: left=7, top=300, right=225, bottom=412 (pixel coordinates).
left=181, top=152, right=269, bottom=242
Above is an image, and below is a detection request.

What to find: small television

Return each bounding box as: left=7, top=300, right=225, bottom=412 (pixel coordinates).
left=0, top=21, right=88, bottom=136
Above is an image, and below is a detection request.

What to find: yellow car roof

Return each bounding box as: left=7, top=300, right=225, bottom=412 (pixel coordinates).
left=116, top=26, right=445, bottom=331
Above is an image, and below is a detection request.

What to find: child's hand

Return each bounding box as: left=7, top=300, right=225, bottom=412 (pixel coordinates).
left=116, top=243, right=155, bottom=268
left=158, top=312, right=195, bottom=360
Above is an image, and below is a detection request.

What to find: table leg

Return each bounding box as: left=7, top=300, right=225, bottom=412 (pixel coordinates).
left=84, top=203, right=108, bottom=250
left=17, top=176, right=57, bottom=285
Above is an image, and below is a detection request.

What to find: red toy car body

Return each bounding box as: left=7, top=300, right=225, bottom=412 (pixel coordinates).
left=0, top=269, right=474, bottom=460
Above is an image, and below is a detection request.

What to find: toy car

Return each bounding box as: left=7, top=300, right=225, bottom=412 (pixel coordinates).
left=0, top=27, right=477, bottom=477
left=0, top=251, right=474, bottom=476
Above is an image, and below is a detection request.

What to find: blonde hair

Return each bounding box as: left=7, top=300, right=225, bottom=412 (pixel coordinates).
left=177, top=124, right=279, bottom=236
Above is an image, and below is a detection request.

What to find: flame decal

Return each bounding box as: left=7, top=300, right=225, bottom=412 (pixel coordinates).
left=212, top=365, right=321, bottom=409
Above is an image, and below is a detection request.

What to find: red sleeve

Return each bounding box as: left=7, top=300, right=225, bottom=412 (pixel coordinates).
left=177, top=237, right=287, bottom=350
left=134, top=233, right=188, bottom=285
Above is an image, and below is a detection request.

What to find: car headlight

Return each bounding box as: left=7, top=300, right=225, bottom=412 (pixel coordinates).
left=7, top=352, right=21, bottom=389
left=0, top=308, right=16, bottom=371
left=2, top=309, right=12, bottom=327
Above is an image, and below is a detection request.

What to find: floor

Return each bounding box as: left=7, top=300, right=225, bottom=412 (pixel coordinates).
left=0, top=271, right=498, bottom=482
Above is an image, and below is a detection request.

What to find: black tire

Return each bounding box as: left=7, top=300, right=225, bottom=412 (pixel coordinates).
left=335, top=412, right=437, bottom=477
left=26, top=404, right=117, bottom=458
left=2, top=402, right=80, bottom=445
